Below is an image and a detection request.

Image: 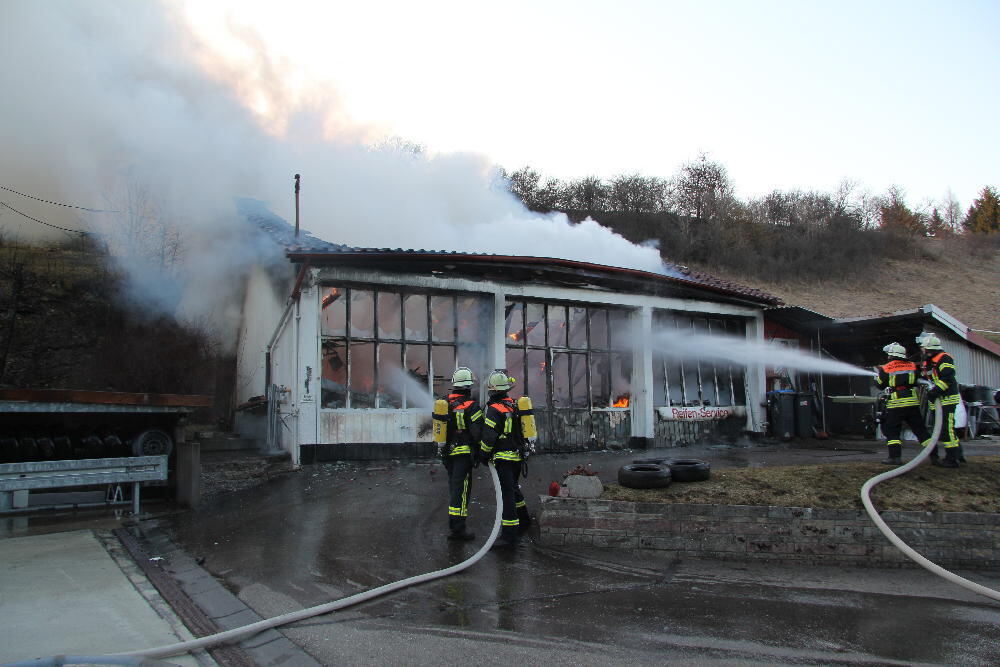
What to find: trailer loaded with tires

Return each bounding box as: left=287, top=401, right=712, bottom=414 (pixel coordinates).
left=0, top=388, right=211, bottom=512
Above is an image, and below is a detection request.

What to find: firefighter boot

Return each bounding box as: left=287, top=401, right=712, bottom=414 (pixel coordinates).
left=940, top=447, right=960, bottom=469
left=881, top=444, right=901, bottom=465
left=448, top=517, right=475, bottom=541
left=517, top=506, right=532, bottom=533
left=491, top=527, right=519, bottom=550
left=956, top=444, right=967, bottom=463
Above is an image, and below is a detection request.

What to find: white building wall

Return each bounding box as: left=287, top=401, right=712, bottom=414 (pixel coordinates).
left=233, top=264, right=293, bottom=443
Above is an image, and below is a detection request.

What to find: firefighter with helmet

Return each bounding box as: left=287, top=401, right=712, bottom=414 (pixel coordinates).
left=917, top=332, right=963, bottom=468
left=875, top=342, right=933, bottom=465
left=435, top=367, right=483, bottom=540
left=478, top=370, right=532, bottom=550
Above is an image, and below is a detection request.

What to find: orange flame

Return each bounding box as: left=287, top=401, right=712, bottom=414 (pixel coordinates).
left=322, top=288, right=341, bottom=308
left=508, top=332, right=522, bottom=341
left=612, top=395, right=630, bottom=408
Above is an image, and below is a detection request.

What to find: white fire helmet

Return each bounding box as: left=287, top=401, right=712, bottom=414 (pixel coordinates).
left=882, top=342, right=907, bottom=358
left=915, top=332, right=942, bottom=350
left=451, top=367, right=475, bottom=388
left=486, top=370, right=512, bottom=393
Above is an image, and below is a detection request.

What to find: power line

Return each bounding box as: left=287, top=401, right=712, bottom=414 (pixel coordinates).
left=0, top=184, right=118, bottom=213
left=0, top=201, right=89, bottom=235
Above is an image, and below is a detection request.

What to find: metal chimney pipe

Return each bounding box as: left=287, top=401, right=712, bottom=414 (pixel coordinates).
left=294, top=173, right=301, bottom=238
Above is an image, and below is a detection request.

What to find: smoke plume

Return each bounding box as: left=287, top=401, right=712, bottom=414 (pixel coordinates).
left=0, top=1, right=667, bottom=349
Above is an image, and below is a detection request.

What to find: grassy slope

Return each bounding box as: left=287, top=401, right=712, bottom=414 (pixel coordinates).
left=689, top=237, right=1000, bottom=334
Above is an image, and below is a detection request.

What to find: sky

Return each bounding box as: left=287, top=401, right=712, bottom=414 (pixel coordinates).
left=182, top=0, right=1000, bottom=208
left=0, top=1, right=997, bottom=337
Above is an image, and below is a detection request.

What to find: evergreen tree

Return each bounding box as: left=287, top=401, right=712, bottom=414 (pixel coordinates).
left=963, top=186, right=1000, bottom=234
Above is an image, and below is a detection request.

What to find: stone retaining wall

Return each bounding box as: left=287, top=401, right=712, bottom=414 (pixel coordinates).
left=537, top=496, right=1000, bottom=569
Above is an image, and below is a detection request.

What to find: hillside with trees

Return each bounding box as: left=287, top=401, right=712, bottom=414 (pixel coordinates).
left=503, top=157, right=1000, bottom=335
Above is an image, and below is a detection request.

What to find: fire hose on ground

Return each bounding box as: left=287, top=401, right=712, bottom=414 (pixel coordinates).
left=861, top=399, right=1000, bottom=603
left=4, top=466, right=503, bottom=666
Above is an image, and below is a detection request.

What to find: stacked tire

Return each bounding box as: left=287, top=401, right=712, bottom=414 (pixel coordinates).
left=618, top=457, right=711, bottom=489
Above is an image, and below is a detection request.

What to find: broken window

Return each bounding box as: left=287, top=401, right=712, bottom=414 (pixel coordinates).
left=321, top=287, right=487, bottom=409
left=652, top=310, right=747, bottom=407
left=321, top=288, right=346, bottom=337
left=525, top=348, right=548, bottom=406
left=505, top=299, right=632, bottom=409
left=431, top=295, right=455, bottom=342
left=377, top=293, right=401, bottom=340
left=568, top=307, right=587, bottom=349
left=321, top=339, right=347, bottom=408
left=404, top=294, right=428, bottom=341
left=548, top=305, right=567, bottom=348
left=377, top=343, right=403, bottom=408
left=350, top=290, right=374, bottom=338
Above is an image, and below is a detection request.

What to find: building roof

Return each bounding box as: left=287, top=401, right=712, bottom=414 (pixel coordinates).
left=239, top=199, right=782, bottom=306
left=764, top=303, right=1000, bottom=359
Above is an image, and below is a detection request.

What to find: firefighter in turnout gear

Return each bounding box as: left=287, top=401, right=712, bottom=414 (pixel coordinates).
left=478, top=370, right=531, bottom=550
left=917, top=333, right=963, bottom=468
left=437, top=367, right=483, bottom=540
left=875, top=342, right=932, bottom=465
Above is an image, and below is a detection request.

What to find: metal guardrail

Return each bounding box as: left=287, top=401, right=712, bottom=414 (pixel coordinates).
left=0, top=455, right=168, bottom=514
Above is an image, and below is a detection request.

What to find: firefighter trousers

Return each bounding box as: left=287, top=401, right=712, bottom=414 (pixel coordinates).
left=881, top=405, right=931, bottom=446
left=494, top=459, right=524, bottom=540
left=938, top=402, right=960, bottom=448
left=444, top=453, right=474, bottom=530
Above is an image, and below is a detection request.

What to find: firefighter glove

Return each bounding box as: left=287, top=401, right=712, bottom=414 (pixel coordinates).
left=926, top=387, right=942, bottom=400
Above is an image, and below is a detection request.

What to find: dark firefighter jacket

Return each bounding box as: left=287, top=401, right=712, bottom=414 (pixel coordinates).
left=479, top=395, right=522, bottom=463
left=445, top=392, right=482, bottom=457
left=875, top=359, right=921, bottom=409
left=923, top=351, right=961, bottom=406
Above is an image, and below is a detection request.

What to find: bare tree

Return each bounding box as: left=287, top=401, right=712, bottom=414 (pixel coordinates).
left=563, top=176, right=609, bottom=215
left=667, top=153, right=733, bottom=221
left=940, top=189, right=964, bottom=234
left=608, top=173, right=667, bottom=214
left=103, top=171, right=183, bottom=273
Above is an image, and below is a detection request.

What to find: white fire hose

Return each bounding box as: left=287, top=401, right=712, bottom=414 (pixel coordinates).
left=4, top=466, right=503, bottom=665
left=861, top=400, right=1000, bottom=603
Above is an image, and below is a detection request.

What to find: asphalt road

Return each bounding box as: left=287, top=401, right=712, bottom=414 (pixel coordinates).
left=160, top=440, right=1000, bottom=665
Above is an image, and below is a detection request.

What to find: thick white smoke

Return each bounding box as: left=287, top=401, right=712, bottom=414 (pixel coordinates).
left=0, top=1, right=666, bottom=347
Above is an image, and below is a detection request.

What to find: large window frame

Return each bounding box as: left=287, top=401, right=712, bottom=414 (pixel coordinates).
left=652, top=311, right=747, bottom=407
left=504, top=299, right=632, bottom=410
left=320, top=286, right=488, bottom=410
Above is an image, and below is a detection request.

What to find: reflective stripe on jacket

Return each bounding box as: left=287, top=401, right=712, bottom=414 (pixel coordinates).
left=480, top=396, right=522, bottom=463
left=446, top=393, right=482, bottom=456
left=875, top=359, right=920, bottom=409
left=925, top=352, right=961, bottom=406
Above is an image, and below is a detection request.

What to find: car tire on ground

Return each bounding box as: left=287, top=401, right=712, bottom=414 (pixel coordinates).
left=663, top=458, right=711, bottom=482
left=632, top=457, right=670, bottom=465
left=618, top=463, right=672, bottom=489
left=131, top=429, right=174, bottom=457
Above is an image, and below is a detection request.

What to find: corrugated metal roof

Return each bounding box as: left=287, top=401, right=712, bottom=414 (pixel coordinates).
left=238, top=198, right=782, bottom=305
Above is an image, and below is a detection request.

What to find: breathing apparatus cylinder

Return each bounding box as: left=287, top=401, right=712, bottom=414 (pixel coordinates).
left=517, top=396, right=537, bottom=439
left=432, top=399, right=449, bottom=444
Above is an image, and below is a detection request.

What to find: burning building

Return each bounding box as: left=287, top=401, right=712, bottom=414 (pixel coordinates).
left=234, top=203, right=782, bottom=463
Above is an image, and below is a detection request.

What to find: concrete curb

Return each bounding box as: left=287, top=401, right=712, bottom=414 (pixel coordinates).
left=119, top=521, right=321, bottom=666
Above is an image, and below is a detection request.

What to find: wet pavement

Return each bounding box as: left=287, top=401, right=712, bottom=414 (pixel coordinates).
left=0, top=438, right=1000, bottom=665
left=150, top=436, right=1000, bottom=665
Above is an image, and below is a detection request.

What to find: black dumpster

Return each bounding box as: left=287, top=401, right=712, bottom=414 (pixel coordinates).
left=767, top=390, right=796, bottom=440
left=795, top=392, right=815, bottom=438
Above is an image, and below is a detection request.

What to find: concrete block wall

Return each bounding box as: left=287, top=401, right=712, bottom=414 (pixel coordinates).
left=537, top=496, right=1000, bottom=569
